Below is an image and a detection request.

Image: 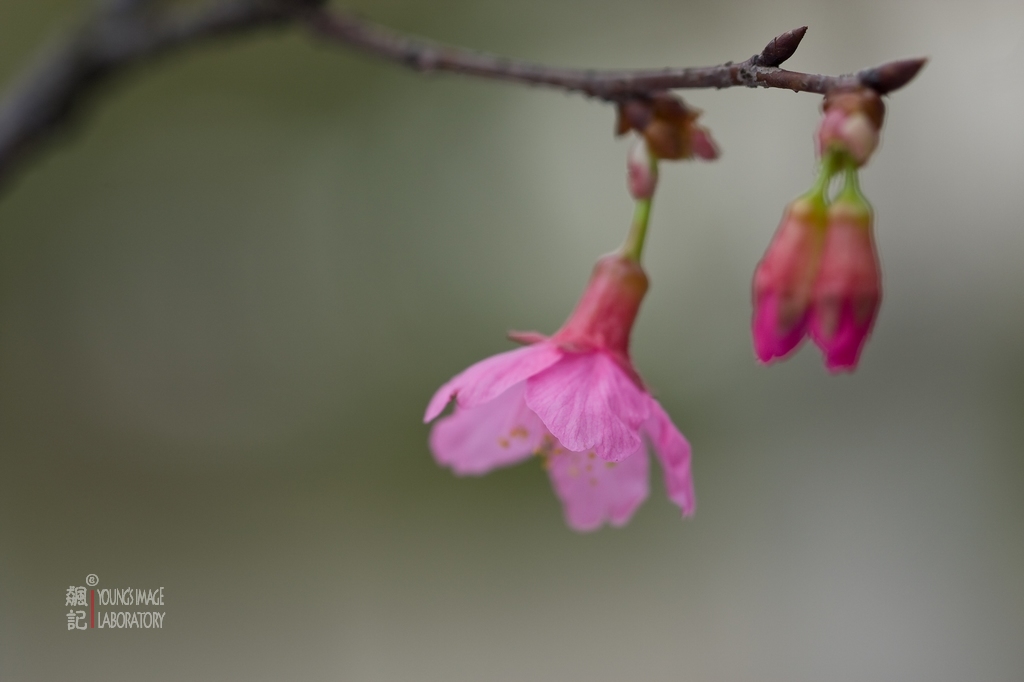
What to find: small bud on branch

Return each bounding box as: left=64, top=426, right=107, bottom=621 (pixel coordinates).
left=752, top=26, right=808, bottom=68
left=856, top=58, right=929, bottom=94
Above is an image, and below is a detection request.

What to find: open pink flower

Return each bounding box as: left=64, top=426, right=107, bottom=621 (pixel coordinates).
left=424, top=254, right=695, bottom=531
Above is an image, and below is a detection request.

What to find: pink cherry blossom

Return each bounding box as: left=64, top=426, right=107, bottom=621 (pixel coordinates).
left=425, top=254, right=695, bottom=531
left=810, top=198, right=881, bottom=373
left=751, top=196, right=826, bottom=363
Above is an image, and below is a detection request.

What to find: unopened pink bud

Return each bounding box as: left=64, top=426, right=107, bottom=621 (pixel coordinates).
left=626, top=140, right=658, bottom=199
left=751, top=197, right=827, bottom=363
left=817, top=88, right=885, bottom=167
left=809, top=198, right=881, bottom=372
left=818, top=109, right=879, bottom=166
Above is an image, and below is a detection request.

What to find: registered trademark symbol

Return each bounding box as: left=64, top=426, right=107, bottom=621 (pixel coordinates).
left=85, top=574, right=98, bottom=586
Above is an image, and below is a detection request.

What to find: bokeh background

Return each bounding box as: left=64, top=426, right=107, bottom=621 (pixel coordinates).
left=0, top=0, right=1022, bottom=680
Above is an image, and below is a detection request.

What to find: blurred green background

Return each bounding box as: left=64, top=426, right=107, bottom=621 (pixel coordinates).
left=0, top=0, right=1022, bottom=680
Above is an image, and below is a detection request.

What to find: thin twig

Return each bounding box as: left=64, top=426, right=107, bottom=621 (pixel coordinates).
left=0, top=0, right=926, bottom=194
left=306, top=15, right=925, bottom=99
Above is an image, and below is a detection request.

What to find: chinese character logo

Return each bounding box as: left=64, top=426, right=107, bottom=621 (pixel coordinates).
left=65, top=586, right=87, bottom=606
left=66, top=610, right=87, bottom=630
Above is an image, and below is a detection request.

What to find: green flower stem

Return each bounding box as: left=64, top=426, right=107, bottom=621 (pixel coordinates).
left=838, top=158, right=869, bottom=208
left=621, top=197, right=652, bottom=262
left=807, top=149, right=844, bottom=204
left=620, top=153, right=659, bottom=262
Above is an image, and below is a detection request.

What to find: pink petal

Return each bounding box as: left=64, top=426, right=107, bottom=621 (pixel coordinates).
left=811, top=298, right=878, bottom=373
left=645, top=399, right=695, bottom=516
left=525, top=352, right=650, bottom=462
left=424, top=343, right=563, bottom=423
left=690, top=124, right=720, bottom=161
left=545, top=442, right=649, bottom=532
left=429, top=383, right=546, bottom=475
left=752, top=291, right=810, bottom=363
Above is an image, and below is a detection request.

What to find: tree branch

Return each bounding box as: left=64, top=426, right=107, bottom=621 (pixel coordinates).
left=0, top=0, right=926, bottom=194
left=306, top=16, right=925, bottom=99
left=0, top=0, right=299, bottom=190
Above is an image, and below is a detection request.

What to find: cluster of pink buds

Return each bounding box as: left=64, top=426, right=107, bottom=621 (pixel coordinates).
left=752, top=87, right=884, bottom=373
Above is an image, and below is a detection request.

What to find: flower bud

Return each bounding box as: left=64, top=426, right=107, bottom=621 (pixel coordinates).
left=626, top=139, right=658, bottom=200
left=751, top=196, right=827, bottom=363
left=809, top=195, right=881, bottom=373
left=817, top=87, right=885, bottom=167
